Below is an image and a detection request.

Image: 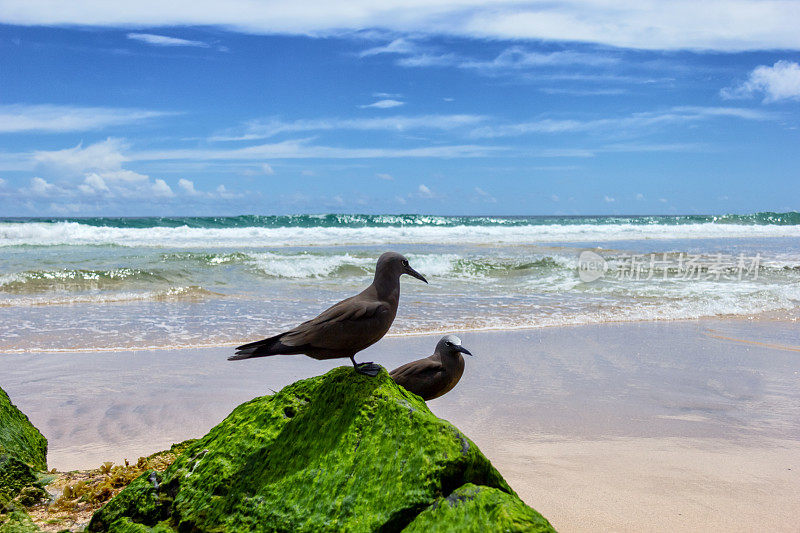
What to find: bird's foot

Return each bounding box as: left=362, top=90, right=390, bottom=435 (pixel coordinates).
left=353, top=362, right=381, bottom=377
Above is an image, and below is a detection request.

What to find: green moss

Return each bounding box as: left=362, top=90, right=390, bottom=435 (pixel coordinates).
left=87, top=472, right=168, bottom=530
left=0, top=388, right=47, bottom=472
left=90, top=367, right=552, bottom=532
left=403, top=483, right=555, bottom=532
left=0, top=510, right=40, bottom=533
left=0, top=456, right=37, bottom=509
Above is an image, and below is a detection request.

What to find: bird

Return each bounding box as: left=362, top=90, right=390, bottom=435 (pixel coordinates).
left=229, top=251, right=428, bottom=376
left=389, top=335, right=472, bottom=400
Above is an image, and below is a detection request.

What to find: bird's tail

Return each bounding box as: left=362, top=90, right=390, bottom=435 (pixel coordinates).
left=229, top=333, right=291, bottom=361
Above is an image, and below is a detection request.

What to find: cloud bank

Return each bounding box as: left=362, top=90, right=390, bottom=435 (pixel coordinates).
left=2, top=0, right=800, bottom=51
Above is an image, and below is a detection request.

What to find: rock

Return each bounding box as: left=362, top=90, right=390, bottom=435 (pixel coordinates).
left=90, top=367, right=554, bottom=532
left=0, top=387, right=47, bottom=531
left=404, top=483, right=554, bottom=532
left=0, top=509, right=39, bottom=533
left=0, top=388, right=47, bottom=472
left=0, top=456, right=37, bottom=509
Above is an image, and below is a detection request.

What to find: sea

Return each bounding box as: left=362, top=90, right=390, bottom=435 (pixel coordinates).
left=1, top=212, right=799, bottom=353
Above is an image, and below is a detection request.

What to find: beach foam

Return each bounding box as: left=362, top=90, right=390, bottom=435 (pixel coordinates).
left=3, top=219, right=800, bottom=248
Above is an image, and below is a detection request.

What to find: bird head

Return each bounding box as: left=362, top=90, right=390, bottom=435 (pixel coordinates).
left=375, top=252, right=428, bottom=283
left=436, top=335, right=472, bottom=358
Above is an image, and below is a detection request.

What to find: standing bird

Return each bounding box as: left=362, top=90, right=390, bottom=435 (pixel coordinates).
left=229, top=252, right=427, bottom=376
left=390, top=335, right=472, bottom=400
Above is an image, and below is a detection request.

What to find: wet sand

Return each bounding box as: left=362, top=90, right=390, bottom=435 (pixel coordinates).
left=2, top=319, right=799, bottom=532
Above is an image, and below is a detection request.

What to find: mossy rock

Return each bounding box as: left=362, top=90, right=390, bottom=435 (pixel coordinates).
left=0, top=388, right=47, bottom=471
left=404, top=483, right=554, bottom=532
left=0, top=509, right=40, bottom=533
left=0, top=456, right=37, bottom=509
left=90, top=367, right=555, bottom=532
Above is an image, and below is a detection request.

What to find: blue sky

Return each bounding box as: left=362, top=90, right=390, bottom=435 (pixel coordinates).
left=1, top=1, right=799, bottom=216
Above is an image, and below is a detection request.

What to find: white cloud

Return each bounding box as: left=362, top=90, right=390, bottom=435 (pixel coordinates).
left=394, top=47, right=620, bottom=74
left=540, top=87, right=627, bottom=96
left=0, top=104, right=172, bottom=133
left=721, top=60, right=800, bottom=103
left=551, top=194, right=559, bottom=202
left=151, top=179, right=174, bottom=197
left=177, top=178, right=241, bottom=199
left=24, top=138, right=183, bottom=200
left=376, top=173, right=394, bottom=180
left=210, top=114, right=487, bottom=141
left=34, top=138, right=129, bottom=176
left=461, top=47, right=619, bottom=70
left=3, top=1, right=799, bottom=51
left=396, top=53, right=459, bottom=68
left=604, top=195, right=615, bottom=203
left=360, top=38, right=416, bottom=57
left=29, top=177, right=56, bottom=196
left=78, top=173, right=111, bottom=195
left=215, top=184, right=242, bottom=199
left=418, top=184, right=433, bottom=198
left=636, top=193, right=645, bottom=201
left=468, top=106, right=776, bottom=138
left=178, top=178, right=198, bottom=195
left=359, top=99, right=405, bottom=109
left=261, top=163, right=275, bottom=175
left=136, top=138, right=501, bottom=161
left=127, top=32, right=209, bottom=47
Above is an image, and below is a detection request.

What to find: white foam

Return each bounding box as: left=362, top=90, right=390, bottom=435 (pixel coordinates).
left=0, top=286, right=214, bottom=307
left=3, top=221, right=800, bottom=248
left=246, top=252, right=373, bottom=278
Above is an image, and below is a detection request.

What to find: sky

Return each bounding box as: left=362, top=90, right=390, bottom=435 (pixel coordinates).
left=1, top=1, right=799, bottom=216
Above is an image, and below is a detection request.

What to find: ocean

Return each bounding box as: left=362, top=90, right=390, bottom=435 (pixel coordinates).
left=2, top=213, right=799, bottom=353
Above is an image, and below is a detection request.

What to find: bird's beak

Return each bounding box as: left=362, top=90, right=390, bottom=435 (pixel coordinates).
left=455, top=345, right=473, bottom=356
left=404, top=264, right=428, bottom=284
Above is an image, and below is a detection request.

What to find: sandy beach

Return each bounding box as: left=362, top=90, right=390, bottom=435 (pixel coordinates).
left=2, top=317, right=798, bottom=532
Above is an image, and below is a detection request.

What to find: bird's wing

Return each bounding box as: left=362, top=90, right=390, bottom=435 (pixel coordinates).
left=280, top=297, right=392, bottom=349
left=389, top=357, right=445, bottom=386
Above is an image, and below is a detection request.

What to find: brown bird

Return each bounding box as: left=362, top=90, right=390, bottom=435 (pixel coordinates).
left=390, top=335, right=472, bottom=400
left=229, top=252, right=428, bottom=376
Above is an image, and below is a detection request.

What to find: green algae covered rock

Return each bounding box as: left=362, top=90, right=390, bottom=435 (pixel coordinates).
left=404, top=483, right=553, bottom=532
left=0, top=509, right=40, bottom=533
left=90, top=367, right=555, bottom=532
left=0, top=386, right=48, bottom=519
left=0, top=456, right=38, bottom=509
left=0, top=388, right=47, bottom=472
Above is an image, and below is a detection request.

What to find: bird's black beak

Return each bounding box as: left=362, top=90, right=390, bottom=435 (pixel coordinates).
left=404, top=264, right=428, bottom=284
left=455, top=345, right=472, bottom=356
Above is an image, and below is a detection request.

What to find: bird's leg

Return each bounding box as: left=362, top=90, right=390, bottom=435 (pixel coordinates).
left=350, top=355, right=381, bottom=377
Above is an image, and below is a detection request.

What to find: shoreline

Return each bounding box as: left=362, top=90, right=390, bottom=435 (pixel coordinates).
left=2, top=308, right=798, bottom=355
left=2, top=317, right=799, bottom=531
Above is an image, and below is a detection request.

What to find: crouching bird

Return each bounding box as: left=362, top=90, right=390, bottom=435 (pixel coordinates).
left=390, top=335, right=472, bottom=400
left=229, top=252, right=428, bottom=376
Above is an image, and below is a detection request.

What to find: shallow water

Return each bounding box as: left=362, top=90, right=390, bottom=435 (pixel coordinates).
left=1, top=214, right=799, bottom=352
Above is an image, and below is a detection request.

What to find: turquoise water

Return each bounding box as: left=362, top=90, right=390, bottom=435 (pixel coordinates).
left=5, top=212, right=800, bottom=228
left=1, top=213, right=799, bottom=353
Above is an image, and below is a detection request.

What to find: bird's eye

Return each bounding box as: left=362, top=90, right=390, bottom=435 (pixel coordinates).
left=445, top=341, right=452, bottom=346
left=402, top=260, right=409, bottom=266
